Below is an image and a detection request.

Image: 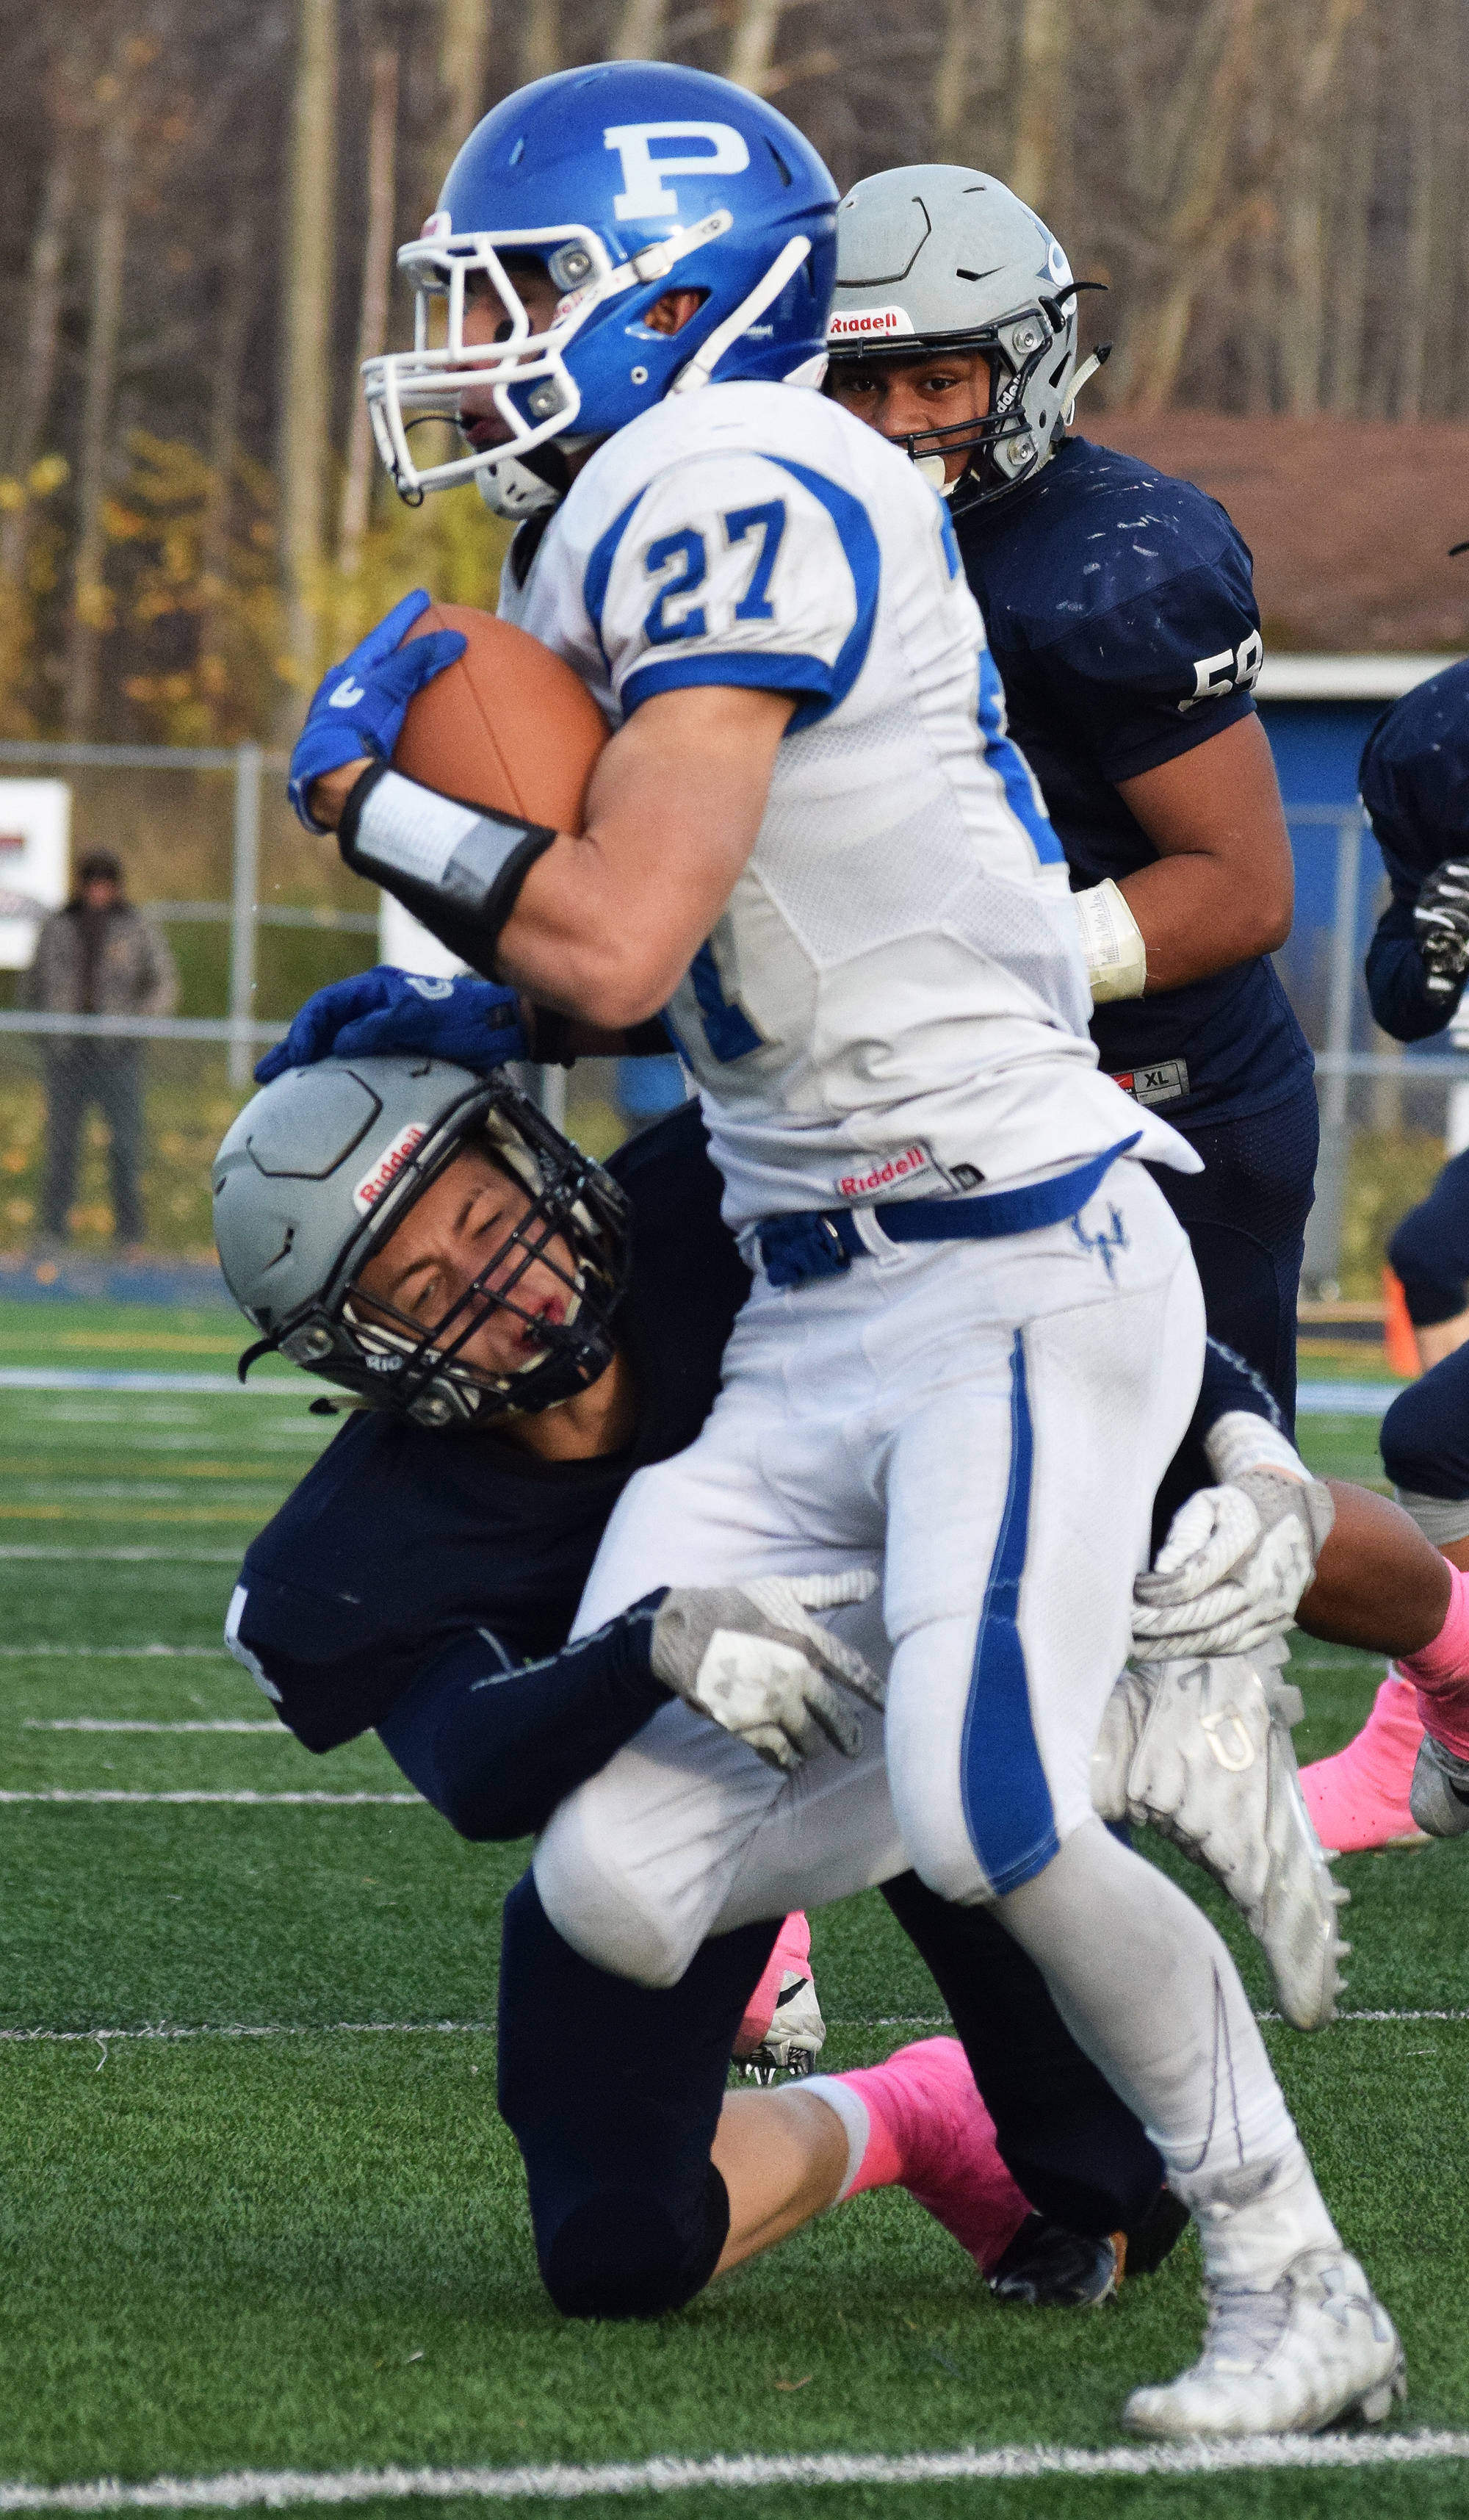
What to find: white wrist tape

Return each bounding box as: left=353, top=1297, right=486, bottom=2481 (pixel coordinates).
left=1073, top=878, right=1148, bottom=1003
left=1204, top=1408, right=1310, bottom=1487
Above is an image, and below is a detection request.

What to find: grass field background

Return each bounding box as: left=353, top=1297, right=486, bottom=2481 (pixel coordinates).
left=1, top=1300, right=1467, bottom=2516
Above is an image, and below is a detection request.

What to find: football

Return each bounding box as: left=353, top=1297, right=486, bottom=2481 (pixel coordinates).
left=392, top=600, right=609, bottom=832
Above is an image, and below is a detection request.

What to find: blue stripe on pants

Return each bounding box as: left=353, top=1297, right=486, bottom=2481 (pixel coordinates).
left=959, top=1330, right=1060, bottom=1895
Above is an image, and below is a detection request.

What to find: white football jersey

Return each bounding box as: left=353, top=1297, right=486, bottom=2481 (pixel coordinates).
left=501, top=383, right=1194, bottom=1234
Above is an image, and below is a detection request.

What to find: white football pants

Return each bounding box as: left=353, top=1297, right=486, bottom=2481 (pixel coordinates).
left=548, top=1156, right=1202, bottom=1915
left=537, top=1155, right=1301, bottom=2188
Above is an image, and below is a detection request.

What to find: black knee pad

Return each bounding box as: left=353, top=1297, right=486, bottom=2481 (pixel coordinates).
left=541, top=2167, right=729, bottom=2320
left=1387, top=1149, right=1469, bottom=1325
left=1382, top=1344, right=1469, bottom=1500
left=1390, top=1209, right=1469, bottom=1327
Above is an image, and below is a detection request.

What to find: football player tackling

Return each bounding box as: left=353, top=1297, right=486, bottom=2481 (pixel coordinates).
left=293, top=64, right=1399, bottom=2433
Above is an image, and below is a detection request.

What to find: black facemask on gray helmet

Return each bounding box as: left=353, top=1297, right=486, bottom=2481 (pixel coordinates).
left=826, top=165, right=1108, bottom=515
left=212, top=1054, right=631, bottom=1429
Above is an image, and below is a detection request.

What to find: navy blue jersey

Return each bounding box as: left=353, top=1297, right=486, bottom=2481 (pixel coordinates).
left=1361, top=660, right=1469, bottom=1042
left=229, top=1098, right=749, bottom=1765
left=954, top=436, right=1311, bottom=1128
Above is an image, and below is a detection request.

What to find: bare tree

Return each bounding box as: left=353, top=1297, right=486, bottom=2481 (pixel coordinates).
left=1123, top=0, right=1266, bottom=412
left=613, top=0, right=669, bottom=56
left=1279, top=0, right=1363, bottom=417
left=1396, top=0, right=1437, bottom=420
left=278, top=0, right=338, bottom=718
left=1, top=60, right=80, bottom=588
left=65, top=35, right=144, bottom=740
left=436, top=0, right=491, bottom=182
left=200, top=209, right=256, bottom=645
left=933, top=0, right=972, bottom=156
left=522, top=0, right=561, bottom=82
left=1323, top=4, right=1378, bottom=415
left=1008, top=0, right=1068, bottom=214
left=337, top=37, right=399, bottom=580
left=726, top=1, right=784, bottom=92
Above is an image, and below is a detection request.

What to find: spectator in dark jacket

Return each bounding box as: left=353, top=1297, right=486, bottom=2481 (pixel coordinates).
left=24, top=848, right=178, bottom=1253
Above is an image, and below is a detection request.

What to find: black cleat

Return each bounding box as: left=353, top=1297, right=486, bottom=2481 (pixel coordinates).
left=1124, top=2186, right=1191, bottom=2278
left=986, top=2188, right=1191, bottom=2308
left=986, top=2213, right=1119, bottom=2308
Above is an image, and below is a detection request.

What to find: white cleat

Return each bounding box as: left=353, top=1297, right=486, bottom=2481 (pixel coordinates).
left=737, top=1970, right=826, bottom=2083
left=1123, top=2247, right=1405, bottom=2438
left=1094, top=1649, right=1349, bottom=2031
left=1409, top=1731, right=1469, bottom=1837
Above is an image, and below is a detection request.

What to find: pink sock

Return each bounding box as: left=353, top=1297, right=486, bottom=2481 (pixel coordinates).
left=1399, top=1564, right=1469, bottom=1757
left=809, top=2037, right=1031, bottom=2272
left=733, top=1912, right=812, bottom=2058
left=1299, top=1674, right=1424, bottom=1851
left=834, top=2064, right=905, bottom=2197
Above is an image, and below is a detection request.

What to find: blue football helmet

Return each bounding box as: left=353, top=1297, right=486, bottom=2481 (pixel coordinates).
left=363, top=61, right=839, bottom=516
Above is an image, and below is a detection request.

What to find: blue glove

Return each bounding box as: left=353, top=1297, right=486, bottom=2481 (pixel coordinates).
left=288, top=589, right=467, bottom=831
left=255, top=968, right=530, bottom=1084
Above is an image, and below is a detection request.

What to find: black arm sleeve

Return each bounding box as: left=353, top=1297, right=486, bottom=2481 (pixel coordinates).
left=1365, top=895, right=1461, bottom=1043
left=375, top=1592, right=671, bottom=1842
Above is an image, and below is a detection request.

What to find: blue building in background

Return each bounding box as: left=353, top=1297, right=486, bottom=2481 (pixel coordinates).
left=1257, top=657, right=1435, bottom=1048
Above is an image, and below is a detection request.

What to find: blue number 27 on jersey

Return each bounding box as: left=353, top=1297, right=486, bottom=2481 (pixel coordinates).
left=643, top=503, right=787, bottom=647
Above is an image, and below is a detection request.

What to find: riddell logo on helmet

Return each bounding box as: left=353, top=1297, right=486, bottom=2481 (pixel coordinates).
left=828, top=306, right=915, bottom=341
left=353, top=1123, right=427, bottom=1214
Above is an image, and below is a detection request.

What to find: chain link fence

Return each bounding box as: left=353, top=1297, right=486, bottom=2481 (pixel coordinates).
left=0, top=739, right=1459, bottom=1289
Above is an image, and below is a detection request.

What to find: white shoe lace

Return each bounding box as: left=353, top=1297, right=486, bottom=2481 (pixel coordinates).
left=1196, top=2280, right=1291, bottom=2376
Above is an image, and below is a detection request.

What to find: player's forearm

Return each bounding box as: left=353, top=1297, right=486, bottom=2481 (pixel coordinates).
left=375, top=1602, right=672, bottom=1842
left=497, top=686, right=790, bottom=1026
left=1295, top=1483, right=1451, bottom=1655
left=1109, top=852, right=1291, bottom=991
left=1111, top=713, right=1293, bottom=990
left=495, top=832, right=709, bottom=1027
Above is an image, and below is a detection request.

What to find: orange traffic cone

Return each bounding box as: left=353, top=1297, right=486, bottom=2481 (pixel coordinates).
left=1383, top=1264, right=1421, bottom=1379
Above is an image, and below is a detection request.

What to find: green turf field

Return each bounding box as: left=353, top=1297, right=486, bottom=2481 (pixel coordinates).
left=1, top=1305, right=1465, bottom=2516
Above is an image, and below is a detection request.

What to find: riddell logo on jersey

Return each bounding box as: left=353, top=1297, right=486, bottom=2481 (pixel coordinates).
left=828, top=306, right=915, bottom=342
left=353, top=1124, right=427, bottom=1214
left=836, top=1147, right=934, bottom=1199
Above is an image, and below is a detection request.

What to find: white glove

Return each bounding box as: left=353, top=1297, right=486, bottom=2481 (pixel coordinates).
left=1130, top=1470, right=1335, bottom=1661
left=650, top=1570, right=884, bottom=1773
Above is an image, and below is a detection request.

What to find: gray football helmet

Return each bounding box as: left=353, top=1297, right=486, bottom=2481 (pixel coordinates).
left=826, top=165, right=1108, bottom=509
left=212, top=1055, right=630, bottom=1428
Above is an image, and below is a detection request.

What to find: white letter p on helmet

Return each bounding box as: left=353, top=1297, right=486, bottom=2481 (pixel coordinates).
left=603, top=121, right=751, bottom=221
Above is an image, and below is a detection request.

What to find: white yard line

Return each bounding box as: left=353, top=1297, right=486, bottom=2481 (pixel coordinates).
left=3, top=1647, right=231, bottom=1660
left=0, top=2010, right=1457, bottom=2047
left=0, top=1372, right=290, bottom=1395
left=0, top=1548, right=241, bottom=1563
left=23, top=1719, right=281, bottom=1733
left=1, top=2435, right=1468, bottom=2508
left=0, top=1790, right=423, bottom=1807
left=0, top=2023, right=496, bottom=2045
left=0, top=1372, right=1404, bottom=1410
left=1296, top=1380, right=1405, bottom=1416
